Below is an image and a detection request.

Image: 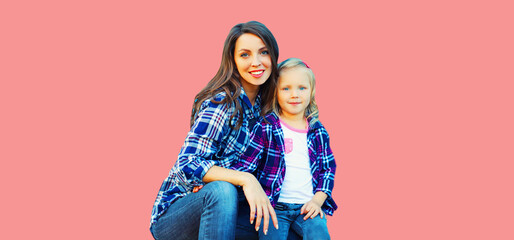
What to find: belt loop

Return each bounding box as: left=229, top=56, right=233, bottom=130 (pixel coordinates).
left=275, top=203, right=285, bottom=211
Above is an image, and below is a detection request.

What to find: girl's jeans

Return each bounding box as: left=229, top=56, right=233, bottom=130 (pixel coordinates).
left=150, top=181, right=238, bottom=240
left=258, top=202, right=330, bottom=240
left=236, top=190, right=303, bottom=240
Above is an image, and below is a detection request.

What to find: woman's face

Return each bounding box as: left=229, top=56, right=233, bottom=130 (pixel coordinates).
left=234, top=33, right=272, bottom=93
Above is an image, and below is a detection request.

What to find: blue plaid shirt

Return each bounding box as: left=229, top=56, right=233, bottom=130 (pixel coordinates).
left=150, top=88, right=261, bottom=225
left=230, top=112, right=338, bottom=215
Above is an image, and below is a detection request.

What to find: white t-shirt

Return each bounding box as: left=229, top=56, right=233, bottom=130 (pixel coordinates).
left=277, top=120, right=314, bottom=204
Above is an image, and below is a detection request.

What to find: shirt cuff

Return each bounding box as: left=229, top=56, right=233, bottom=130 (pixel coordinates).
left=194, top=159, right=217, bottom=183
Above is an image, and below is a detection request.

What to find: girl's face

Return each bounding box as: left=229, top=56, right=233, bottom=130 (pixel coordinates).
left=277, top=67, right=311, bottom=119
left=234, top=33, right=272, bottom=93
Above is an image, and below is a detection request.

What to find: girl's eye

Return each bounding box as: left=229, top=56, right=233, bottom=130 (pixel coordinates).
left=240, top=53, right=249, bottom=57
left=261, top=50, right=269, bottom=55
left=282, top=87, right=289, bottom=91
left=299, top=87, right=306, bottom=90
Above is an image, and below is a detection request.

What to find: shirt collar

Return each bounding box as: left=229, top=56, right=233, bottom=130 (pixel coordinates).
left=308, top=118, right=323, bottom=130
left=239, top=87, right=261, bottom=114
left=266, top=111, right=323, bottom=131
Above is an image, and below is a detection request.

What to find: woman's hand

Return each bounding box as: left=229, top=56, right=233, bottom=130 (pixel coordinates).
left=301, top=192, right=328, bottom=220
left=202, top=166, right=278, bottom=234
left=241, top=173, right=279, bottom=235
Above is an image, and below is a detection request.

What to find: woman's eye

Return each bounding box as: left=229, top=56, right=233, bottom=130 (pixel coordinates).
left=240, top=53, right=249, bottom=57
left=261, top=50, right=269, bottom=55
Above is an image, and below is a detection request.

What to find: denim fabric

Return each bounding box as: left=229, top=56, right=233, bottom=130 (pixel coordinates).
left=258, top=202, right=330, bottom=240
left=150, top=181, right=238, bottom=240
left=236, top=189, right=303, bottom=240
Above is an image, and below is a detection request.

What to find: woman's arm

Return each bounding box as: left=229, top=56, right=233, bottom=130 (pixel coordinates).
left=176, top=96, right=278, bottom=233
left=203, top=121, right=278, bottom=233
left=171, top=97, right=232, bottom=187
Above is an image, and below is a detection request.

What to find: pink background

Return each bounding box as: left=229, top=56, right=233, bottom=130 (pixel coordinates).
left=1, top=0, right=513, bottom=239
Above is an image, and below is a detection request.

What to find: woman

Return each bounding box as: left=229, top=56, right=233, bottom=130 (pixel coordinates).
left=150, top=21, right=280, bottom=240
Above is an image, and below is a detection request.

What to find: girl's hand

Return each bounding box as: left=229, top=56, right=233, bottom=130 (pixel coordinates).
left=301, top=199, right=324, bottom=220
left=241, top=173, right=279, bottom=234
left=301, top=192, right=328, bottom=220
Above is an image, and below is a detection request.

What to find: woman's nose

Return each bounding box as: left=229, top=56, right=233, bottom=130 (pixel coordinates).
left=251, top=56, right=262, bottom=67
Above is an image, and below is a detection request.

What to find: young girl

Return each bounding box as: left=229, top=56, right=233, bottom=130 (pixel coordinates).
left=231, top=58, right=337, bottom=240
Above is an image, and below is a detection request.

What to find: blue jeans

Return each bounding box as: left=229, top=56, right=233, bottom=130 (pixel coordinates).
left=258, top=202, right=330, bottom=240
left=236, top=189, right=303, bottom=240
left=150, top=181, right=238, bottom=240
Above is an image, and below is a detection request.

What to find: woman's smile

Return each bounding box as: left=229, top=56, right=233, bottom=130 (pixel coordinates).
left=249, top=69, right=265, bottom=78
left=234, top=33, right=272, bottom=93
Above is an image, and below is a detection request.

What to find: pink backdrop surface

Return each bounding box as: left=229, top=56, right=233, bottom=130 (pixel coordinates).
left=1, top=0, right=513, bottom=239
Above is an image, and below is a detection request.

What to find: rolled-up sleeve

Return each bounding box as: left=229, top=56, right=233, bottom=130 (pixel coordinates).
left=315, top=129, right=337, bottom=213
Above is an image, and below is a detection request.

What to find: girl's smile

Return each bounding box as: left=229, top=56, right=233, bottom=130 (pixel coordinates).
left=277, top=67, right=312, bottom=120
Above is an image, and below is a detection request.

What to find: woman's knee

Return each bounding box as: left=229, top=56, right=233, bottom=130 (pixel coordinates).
left=202, top=181, right=238, bottom=207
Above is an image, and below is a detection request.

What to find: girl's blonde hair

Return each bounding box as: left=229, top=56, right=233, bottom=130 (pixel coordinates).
left=273, top=58, right=319, bottom=126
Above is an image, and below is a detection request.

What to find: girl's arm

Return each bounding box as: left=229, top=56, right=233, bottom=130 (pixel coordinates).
left=308, top=127, right=338, bottom=216
left=314, top=128, right=337, bottom=204
left=301, top=191, right=328, bottom=220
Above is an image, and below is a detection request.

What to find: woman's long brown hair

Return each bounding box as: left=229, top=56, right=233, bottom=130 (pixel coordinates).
left=190, top=21, right=279, bottom=129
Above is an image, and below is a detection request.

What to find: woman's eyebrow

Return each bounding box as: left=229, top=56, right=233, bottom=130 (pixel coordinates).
left=236, top=47, right=267, bottom=52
